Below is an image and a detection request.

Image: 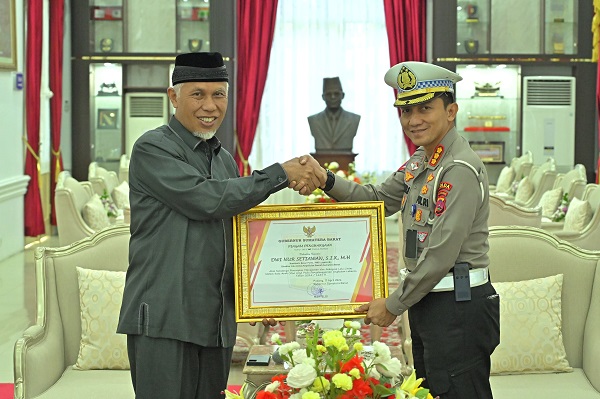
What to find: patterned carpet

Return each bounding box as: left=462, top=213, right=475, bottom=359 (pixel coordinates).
left=233, top=243, right=402, bottom=363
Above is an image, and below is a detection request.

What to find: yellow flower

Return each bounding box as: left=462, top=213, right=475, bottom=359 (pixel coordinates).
left=316, top=344, right=327, bottom=353
left=223, top=383, right=245, bottom=399
left=396, top=369, right=434, bottom=399
left=331, top=373, right=353, bottom=391
left=322, top=330, right=347, bottom=351
left=310, top=376, right=330, bottom=393
left=349, top=368, right=361, bottom=379
left=301, top=392, right=321, bottom=399
left=353, top=342, right=363, bottom=351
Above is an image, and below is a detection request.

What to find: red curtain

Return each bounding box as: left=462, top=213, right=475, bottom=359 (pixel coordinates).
left=383, top=0, right=427, bottom=155
left=50, top=0, right=64, bottom=225
left=235, top=0, right=278, bottom=176
left=24, top=0, right=45, bottom=237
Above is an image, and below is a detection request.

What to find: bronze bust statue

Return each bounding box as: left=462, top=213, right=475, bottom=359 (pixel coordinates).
left=308, top=77, right=360, bottom=153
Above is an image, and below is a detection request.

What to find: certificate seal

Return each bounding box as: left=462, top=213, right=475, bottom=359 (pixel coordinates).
left=307, top=283, right=326, bottom=298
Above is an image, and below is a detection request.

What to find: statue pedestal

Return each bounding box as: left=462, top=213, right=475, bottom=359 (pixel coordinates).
left=311, top=152, right=357, bottom=171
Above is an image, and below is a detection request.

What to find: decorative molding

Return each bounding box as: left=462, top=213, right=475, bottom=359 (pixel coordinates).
left=436, top=57, right=594, bottom=63
left=80, top=55, right=231, bottom=62
left=0, top=175, right=31, bottom=203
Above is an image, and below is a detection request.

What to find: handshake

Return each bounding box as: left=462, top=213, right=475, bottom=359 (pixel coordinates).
left=281, top=155, right=328, bottom=196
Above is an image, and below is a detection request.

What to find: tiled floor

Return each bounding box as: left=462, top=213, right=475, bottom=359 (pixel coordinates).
left=0, top=217, right=399, bottom=388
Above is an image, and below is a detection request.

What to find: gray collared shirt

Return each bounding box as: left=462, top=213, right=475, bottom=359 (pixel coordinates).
left=117, top=116, right=288, bottom=347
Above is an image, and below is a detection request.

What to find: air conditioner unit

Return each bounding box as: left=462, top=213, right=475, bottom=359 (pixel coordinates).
left=125, top=92, right=169, bottom=156
left=522, top=76, right=575, bottom=172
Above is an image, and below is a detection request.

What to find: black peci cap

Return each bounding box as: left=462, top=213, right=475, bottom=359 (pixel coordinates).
left=171, top=52, right=229, bottom=85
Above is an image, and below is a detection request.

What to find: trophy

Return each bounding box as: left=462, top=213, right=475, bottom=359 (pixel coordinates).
left=464, top=39, right=479, bottom=54
left=552, top=33, right=565, bottom=54
left=98, top=82, right=119, bottom=96
left=466, top=4, right=478, bottom=21
left=100, top=38, right=114, bottom=52
left=188, top=39, right=203, bottom=53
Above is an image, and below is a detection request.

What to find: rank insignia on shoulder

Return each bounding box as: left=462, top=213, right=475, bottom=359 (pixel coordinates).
left=438, top=181, right=453, bottom=191
left=429, top=145, right=444, bottom=167
left=435, top=197, right=447, bottom=216
left=410, top=162, right=419, bottom=171
left=421, top=185, right=428, bottom=194
left=405, top=171, right=415, bottom=182
left=427, top=173, right=434, bottom=183
left=417, top=231, right=429, bottom=242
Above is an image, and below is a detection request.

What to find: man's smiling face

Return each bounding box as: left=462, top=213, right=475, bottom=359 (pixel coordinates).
left=168, top=81, right=229, bottom=138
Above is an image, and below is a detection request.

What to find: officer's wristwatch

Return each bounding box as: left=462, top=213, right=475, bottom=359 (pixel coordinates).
left=323, top=169, right=336, bottom=191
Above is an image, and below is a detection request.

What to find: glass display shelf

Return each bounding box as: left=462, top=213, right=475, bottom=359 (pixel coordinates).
left=90, top=63, right=123, bottom=169
left=456, top=64, right=521, bottom=182
left=89, top=2, right=124, bottom=53
left=456, top=0, right=490, bottom=55
left=544, top=0, right=578, bottom=54
left=177, top=0, right=211, bottom=53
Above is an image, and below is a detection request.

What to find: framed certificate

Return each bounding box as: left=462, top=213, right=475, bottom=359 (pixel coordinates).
left=234, top=202, right=388, bottom=322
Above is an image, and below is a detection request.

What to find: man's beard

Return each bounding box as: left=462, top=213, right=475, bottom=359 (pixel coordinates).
left=192, top=131, right=216, bottom=140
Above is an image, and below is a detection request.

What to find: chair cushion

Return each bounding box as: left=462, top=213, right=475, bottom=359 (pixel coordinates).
left=82, top=194, right=111, bottom=231
left=74, top=267, right=130, bottom=370
left=112, top=181, right=130, bottom=209
left=563, top=197, right=592, bottom=232
left=539, top=187, right=563, bottom=219
left=495, top=166, right=515, bottom=193
left=490, top=274, right=572, bottom=375
left=514, top=176, right=534, bottom=203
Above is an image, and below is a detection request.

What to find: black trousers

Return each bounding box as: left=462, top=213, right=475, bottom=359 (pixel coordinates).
left=127, top=335, right=233, bottom=399
left=408, top=280, right=500, bottom=399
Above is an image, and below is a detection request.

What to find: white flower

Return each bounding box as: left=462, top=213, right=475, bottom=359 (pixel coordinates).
left=368, top=367, right=381, bottom=380
left=349, top=321, right=361, bottom=330
left=328, top=162, right=340, bottom=170
left=335, top=170, right=346, bottom=178
left=376, top=357, right=403, bottom=377
left=372, top=341, right=392, bottom=363
left=270, top=333, right=280, bottom=344
left=301, top=356, right=316, bottom=368
left=286, top=363, right=317, bottom=388
left=307, top=194, right=316, bottom=202
left=265, top=380, right=280, bottom=392
left=291, top=348, right=308, bottom=364
left=279, top=341, right=301, bottom=356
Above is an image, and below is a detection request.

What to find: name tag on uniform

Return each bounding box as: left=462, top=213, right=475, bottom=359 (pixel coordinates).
left=405, top=229, right=418, bottom=259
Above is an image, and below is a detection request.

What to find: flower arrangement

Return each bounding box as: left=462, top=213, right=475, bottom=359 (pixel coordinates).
left=551, top=192, right=570, bottom=222
left=224, top=321, right=435, bottom=399
left=100, top=189, right=119, bottom=218
left=307, top=162, right=375, bottom=204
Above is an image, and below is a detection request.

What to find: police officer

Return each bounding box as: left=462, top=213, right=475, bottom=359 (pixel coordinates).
left=320, top=62, right=500, bottom=399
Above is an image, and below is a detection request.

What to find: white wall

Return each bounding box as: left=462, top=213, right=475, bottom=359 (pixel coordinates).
left=0, top=0, right=29, bottom=261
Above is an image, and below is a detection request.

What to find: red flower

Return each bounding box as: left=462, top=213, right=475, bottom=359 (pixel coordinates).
left=271, top=374, right=290, bottom=392
left=340, top=354, right=365, bottom=374
left=256, top=391, right=278, bottom=399
left=353, top=378, right=374, bottom=398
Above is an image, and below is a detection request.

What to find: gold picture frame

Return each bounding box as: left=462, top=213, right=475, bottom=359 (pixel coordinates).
left=0, top=0, right=17, bottom=70
left=470, top=141, right=505, bottom=164
left=97, top=108, right=119, bottom=129
left=234, top=202, right=388, bottom=322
